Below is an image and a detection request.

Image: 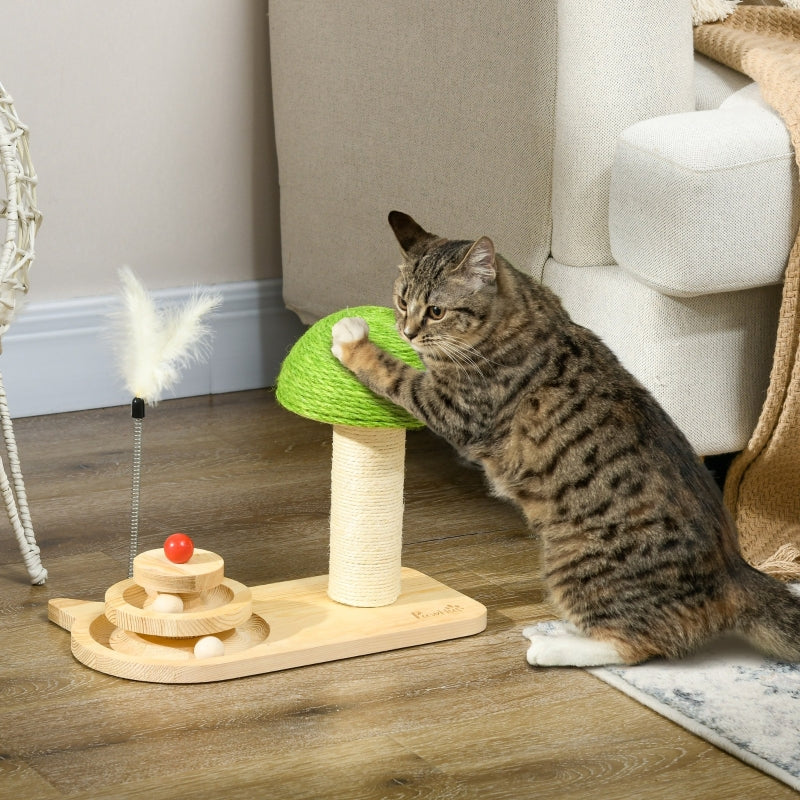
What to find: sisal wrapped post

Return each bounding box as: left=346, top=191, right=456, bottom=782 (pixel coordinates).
left=276, top=306, right=425, bottom=608
left=329, top=425, right=405, bottom=606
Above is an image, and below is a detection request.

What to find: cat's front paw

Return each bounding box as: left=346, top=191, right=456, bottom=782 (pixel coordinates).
left=331, top=317, right=370, bottom=363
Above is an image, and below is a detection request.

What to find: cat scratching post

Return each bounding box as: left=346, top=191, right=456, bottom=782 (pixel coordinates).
left=47, top=306, right=486, bottom=683
left=276, top=306, right=425, bottom=607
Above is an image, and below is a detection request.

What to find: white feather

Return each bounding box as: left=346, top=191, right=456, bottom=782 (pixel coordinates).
left=111, top=267, right=222, bottom=404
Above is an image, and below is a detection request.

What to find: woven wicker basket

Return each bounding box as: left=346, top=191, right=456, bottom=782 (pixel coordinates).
left=0, top=81, right=45, bottom=584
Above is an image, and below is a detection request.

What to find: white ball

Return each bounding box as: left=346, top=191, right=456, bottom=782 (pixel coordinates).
left=194, top=635, right=225, bottom=659
left=150, top=593, right=184, bottom=614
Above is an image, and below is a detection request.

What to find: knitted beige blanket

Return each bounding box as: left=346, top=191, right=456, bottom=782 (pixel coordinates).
left=695, top=6, right=800, bottom=579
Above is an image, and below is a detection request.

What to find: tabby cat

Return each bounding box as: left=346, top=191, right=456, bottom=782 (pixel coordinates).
left=331, top=211, right=800, bottom=667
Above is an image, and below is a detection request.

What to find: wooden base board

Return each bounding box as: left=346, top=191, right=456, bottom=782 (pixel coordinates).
left=48, top=568, right=487, bottom=683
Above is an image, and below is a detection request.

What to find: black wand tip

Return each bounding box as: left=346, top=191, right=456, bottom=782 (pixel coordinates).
left=131, top=397, right=146, bottom=419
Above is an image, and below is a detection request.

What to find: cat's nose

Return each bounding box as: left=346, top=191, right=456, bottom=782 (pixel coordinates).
left=403, top=325, right=417, bottom=341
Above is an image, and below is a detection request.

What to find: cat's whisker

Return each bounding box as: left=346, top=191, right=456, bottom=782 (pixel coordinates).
left=423, top=339, right=466, bottom=374
left=434, top=342, right=486, bottom=381
left=436, top=333, right=501, bottom=368
left=425, top=338, right=470, bottom=378
left=425, top=334, right=471, bottom=368
left=430, top=334, right=496, bottom=379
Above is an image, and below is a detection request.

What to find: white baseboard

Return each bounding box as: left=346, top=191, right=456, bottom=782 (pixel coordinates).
left=0, top=279, right=306, bottom=418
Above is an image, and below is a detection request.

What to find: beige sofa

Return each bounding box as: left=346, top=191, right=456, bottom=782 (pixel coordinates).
left=269, top=0, right=795, bottom=456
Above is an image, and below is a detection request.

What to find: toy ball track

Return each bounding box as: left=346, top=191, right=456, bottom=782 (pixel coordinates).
left=49, top=548, right=486, bottom=684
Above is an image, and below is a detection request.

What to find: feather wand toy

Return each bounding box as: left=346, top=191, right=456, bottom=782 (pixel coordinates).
left=111, top=267, right=222, bottom=576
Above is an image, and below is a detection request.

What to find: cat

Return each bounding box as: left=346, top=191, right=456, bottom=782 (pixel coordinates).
left=330, top=210, right=800, bottom=667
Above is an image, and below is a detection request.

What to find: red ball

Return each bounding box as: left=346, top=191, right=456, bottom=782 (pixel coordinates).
left=163, top=533, right=194, bottom=564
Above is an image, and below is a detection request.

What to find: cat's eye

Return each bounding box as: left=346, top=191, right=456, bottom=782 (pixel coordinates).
left=427, top=305, right=445, bottom=320
left=397, top=296, right=407, bottom=311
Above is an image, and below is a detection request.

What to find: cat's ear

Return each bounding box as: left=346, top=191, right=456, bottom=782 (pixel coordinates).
left=388, top=211, right=436, bottom=256
left=455, top=237, right=496, bottom=289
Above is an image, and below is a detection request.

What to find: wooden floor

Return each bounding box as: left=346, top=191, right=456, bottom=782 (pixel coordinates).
left=0, top=389, right=793, bottom=799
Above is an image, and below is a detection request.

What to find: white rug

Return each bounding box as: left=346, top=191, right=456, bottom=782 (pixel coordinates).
left=526, top=618, right=800, bottom=791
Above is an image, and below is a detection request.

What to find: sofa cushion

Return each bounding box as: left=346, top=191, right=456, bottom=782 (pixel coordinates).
left=609, top=84, right=798, bottom=297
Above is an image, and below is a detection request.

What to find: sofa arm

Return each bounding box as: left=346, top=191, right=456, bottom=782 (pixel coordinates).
left=609, top=85, right=798, bottom=297
left=552, top=0, right=694, bottom=268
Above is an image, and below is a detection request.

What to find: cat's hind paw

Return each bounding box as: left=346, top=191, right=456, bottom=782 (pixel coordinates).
left=523, top=623, right=626, bottom=667
left=331, top=317, right=370, bottom=362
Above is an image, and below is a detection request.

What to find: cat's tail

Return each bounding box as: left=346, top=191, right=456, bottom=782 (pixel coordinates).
left=732, top=564, right=800, bottom=662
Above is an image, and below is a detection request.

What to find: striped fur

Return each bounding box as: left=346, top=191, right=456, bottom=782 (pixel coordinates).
left=332, top=211, right=800, bottom=666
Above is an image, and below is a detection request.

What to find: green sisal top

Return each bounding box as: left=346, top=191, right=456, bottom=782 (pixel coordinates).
left=276, top=306, right=425, bottom=429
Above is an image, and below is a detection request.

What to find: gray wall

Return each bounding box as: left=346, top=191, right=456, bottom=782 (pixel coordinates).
left=1, top=0, right=281, bottom=303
